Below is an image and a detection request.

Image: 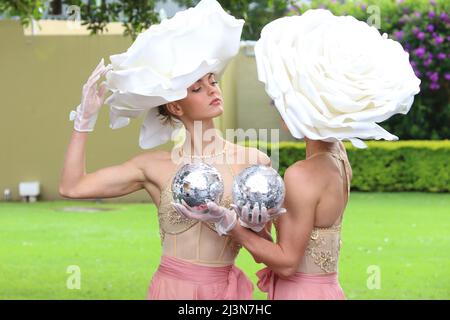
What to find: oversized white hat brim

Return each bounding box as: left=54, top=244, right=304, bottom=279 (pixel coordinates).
left=104, top=0, right=244, bottom=149
left=254, top=9, right=420, bottom=148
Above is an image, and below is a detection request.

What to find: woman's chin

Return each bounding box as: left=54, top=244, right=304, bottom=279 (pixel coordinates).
left=210, top=105, right=224, bottom=117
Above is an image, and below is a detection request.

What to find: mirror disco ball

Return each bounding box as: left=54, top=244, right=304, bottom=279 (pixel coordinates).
left=172, top=162, right=224, bottom=213
left=232, top=165, right=285, bottom=211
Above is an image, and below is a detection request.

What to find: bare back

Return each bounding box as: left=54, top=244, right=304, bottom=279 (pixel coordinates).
left=275, top=145, right=352, bottom=274
left=307, top=149, right=351, bottom=228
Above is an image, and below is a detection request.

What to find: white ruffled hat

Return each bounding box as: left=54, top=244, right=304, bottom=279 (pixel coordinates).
left=104, top=0, right=244, bottom=149
left=254, top=9, right=420, bottom=148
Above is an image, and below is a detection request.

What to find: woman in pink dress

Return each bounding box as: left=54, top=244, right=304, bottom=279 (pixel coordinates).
left=233, top=139, right=352, bottom=300
left=59, top=0, right=271, bottom=300
left=60, top=67, right=269, bottom=299
left=175, top=138, right=351, bottom=300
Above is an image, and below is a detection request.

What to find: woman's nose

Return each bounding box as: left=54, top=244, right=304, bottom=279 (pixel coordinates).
left=207, top=83, right=219, bottom=95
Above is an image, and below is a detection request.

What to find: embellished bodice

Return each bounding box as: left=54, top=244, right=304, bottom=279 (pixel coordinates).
left=156, top=159, right=242, bottom=266
left=158, top=181, right=233, bottom=241
left=298, top=223, right=343, bottom=274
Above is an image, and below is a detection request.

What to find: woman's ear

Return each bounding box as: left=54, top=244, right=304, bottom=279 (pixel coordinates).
left=166, top=102, right=183, bottom=117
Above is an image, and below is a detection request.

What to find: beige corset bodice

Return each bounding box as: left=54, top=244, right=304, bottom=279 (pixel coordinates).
left=297, top=221, right=343, bottom=274
left=157, top=160, right=242, bottom=267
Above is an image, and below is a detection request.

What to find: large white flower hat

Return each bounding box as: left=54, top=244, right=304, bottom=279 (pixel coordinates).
left=104, top=0, right=244, bottom=149
left=254, top=9, right=421, bottom=148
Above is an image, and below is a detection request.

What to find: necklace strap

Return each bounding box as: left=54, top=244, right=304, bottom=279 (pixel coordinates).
left=180, top=141, right=228, bottom=159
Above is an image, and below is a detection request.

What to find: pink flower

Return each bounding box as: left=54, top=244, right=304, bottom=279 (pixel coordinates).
left=429, top=83, right=440, bottom=90
left=434, top=36, right=444, bottom=44
left=428, top=72, right=438, bottom=82
left=394, top=30, right=404, bottom=40
left=414, top=47, right=426, bottom=58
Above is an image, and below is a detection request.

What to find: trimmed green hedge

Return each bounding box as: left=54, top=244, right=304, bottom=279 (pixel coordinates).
left=245, top=140, right=450, bottom=193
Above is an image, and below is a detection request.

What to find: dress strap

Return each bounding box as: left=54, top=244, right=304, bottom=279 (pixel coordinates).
left=307, top=151, right=344, bottom=161
left=306, top=151, right=349, bottom=193
left=306, top=151, right=350, bottom=228
left=331, top=152, right=350, bottom=227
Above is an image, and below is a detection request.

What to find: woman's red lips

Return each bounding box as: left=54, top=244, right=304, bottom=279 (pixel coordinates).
left=210, top=98, right=222, bottom=105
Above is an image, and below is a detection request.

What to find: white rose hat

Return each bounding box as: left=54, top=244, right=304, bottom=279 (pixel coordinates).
left=255, top=9, right=421, bottom=148
left=104, top=0, right=244, bottom=149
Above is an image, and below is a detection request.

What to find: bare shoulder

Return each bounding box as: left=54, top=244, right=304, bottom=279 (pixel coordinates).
left=252, top=146, right=271, bottom=166
left=281, top=162, right=321, bottom=226
left=128, top=149, right=171, bottom=167
left=126, top=149, right=174, bottom=185
left=284, top=161, right=323, bottom=198
left=229, top=143, right=271, bottom=166
left=284, top=161, right=314, bottom=185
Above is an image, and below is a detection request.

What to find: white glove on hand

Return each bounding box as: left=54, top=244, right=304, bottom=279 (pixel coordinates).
left=172, top=200, right=237, bottom=236
left=231, top=203, right=286, bottom=232
left=69, top=58, right=113, bottom=132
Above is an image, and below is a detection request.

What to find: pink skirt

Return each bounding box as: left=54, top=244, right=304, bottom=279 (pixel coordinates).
left=257, top=267, right=345, bottom=300
left=146, top=255, right=253, bottom=300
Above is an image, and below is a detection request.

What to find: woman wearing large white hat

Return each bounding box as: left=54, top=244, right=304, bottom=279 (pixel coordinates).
left=177, top=9, right=421, bottom=299
left=60, top=0, right=271, bottom=300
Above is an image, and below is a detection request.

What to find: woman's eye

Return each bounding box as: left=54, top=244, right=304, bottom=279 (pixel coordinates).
left=191, top=81, right=217, bottom=92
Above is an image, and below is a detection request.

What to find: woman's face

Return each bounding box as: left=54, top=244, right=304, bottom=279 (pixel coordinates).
left=169, top=73, right=224, bottom=122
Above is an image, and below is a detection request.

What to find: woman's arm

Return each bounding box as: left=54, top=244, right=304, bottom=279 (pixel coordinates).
left=58, top=130, right=148, bottom=199
left=257, top=221, right=274, bottom=242
left=229, top=164, right=317, bottom=277
left=59, top=59, right=152, bottom=200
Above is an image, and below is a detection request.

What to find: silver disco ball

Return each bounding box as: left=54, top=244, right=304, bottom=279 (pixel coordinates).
left=232, top=165, right=285, bottom=211
left=172, top=162, right=224, bottom=213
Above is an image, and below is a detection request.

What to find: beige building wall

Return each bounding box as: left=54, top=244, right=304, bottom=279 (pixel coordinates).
left=233, top=49, right=294, bottom=143
left=0, top=20, right=292, bottom=203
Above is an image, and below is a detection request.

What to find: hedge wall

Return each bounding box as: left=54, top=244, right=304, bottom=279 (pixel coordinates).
left=246, top=140, right=450, bottom=192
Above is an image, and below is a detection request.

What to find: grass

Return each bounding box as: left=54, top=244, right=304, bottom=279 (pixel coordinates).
left=0, top=192, right=449, bottom=300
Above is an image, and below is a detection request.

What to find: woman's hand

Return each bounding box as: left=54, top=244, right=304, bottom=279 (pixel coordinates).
left=172, top=200, right=237, bottom=236
left=70, top=58, right=113, bottom=132
left=232, top=203, right=286, bottom=232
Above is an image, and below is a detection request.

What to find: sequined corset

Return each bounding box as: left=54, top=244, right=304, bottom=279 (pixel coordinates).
left=157, top=161, right=242, bottom=265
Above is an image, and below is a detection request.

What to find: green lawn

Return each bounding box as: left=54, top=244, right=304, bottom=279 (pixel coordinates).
left=0, top=193, right=449, bottom=300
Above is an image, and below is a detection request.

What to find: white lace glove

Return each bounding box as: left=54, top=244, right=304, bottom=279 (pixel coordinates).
left=69, top=58, right=113, bottom=132
left=231, top=202, right=286, bottom=232
left=172, top=200, right=237, bottom=236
